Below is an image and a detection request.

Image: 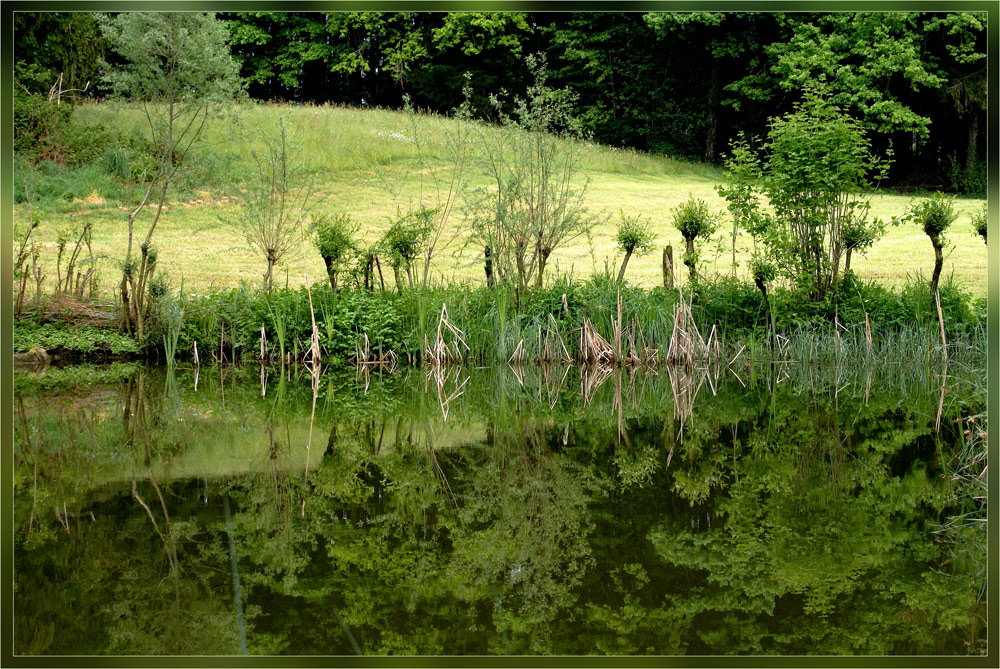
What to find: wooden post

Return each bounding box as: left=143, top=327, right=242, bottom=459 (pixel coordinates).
left=662, top=245, right=674, bottom=289
left=193, top=340, right=199, bottom=367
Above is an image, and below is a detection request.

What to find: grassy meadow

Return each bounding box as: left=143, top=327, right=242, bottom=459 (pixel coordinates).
left=14, top=102, right=988, bottom=298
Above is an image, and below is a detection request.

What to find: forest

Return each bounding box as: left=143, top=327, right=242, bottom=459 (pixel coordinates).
left=15, top=11, right=987, bottom=193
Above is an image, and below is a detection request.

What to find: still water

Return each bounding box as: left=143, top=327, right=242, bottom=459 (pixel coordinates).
left=13, top=360, right=986, bottom=655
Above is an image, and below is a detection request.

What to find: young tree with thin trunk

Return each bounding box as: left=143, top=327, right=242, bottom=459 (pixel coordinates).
left=467, top=54, right=598, bottom=290
left=904, top=194, right=958, bottom=295
left=671, top=195, right=719, bottom=284
left=100, top=12, right=240, bottom=339
left=615, top=211, right=655, bottom=283
left=222, top=119, right=312, bottom=293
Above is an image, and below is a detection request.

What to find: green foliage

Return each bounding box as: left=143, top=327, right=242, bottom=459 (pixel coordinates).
left=971, top=204, right=987, bottom=243
left=671, top=195, right=719, bottom=281
left=615, top=212, right=655, bottom=255
left=13, top=323, right=140, bottom=356
left=719, top=89, right=889, bottom=299
left=905, top=193, right=958, bottom=240
left=670, top=195, right=719, bottom=242
left=381, top=207, right=433, bottom=287
left=313, top=212, right=359, bottom=290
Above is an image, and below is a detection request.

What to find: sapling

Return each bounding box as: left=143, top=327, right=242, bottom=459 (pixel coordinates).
left=313, top=213, right=358, bottom=294
left=904, top=193, right=958, bottom=295
left=671, top=195, right=720, bottom=283
left=615, top=211, right=655, bottom=283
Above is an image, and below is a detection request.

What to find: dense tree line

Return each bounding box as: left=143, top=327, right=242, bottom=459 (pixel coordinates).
left=14, top=10, right=986, bottom=193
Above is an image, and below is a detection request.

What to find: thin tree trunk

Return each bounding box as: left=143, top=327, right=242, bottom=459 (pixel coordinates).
left=684, top=238, right=697, bottom=283
left=484, top=245, right=494, bottom=288
left=930, top=234, right=944, bottom=295
left=704, top=59, right=719, bottom=163
left=617, top=248, right=633, bottom=283
left=322, top=256, right=336, bottom=294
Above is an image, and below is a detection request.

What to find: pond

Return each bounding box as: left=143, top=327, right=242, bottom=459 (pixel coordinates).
left=12, top=359, right=986, bottom=656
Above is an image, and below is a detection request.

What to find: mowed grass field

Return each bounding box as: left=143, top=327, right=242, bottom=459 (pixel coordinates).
left=14, top=102, right=988, bottom=298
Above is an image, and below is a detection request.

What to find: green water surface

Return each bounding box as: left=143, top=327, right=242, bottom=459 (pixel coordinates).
left=12, top=361, right=987, bottom=656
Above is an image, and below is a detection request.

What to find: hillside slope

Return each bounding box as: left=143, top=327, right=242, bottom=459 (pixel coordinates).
left=13, top=102, right=988, bottom=296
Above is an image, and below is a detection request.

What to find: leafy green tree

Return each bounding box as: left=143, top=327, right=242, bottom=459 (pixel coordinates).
left=615, top=212, right=655, bottom=283
left=313, top=213, right=359, bottom=294
left=670, top=196, right=719, bottom=284
left=381, top=208, right=433, bottom=289
left=903, top=193, right=958, bottom=295
left=752, top=89, right=888, bottom=299
left=99, top=12, right=241, bottom=339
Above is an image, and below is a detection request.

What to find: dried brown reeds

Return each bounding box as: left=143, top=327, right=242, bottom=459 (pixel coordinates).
left=425, top=303, right=469, bottom=367
left=351, top=332, right=399, bottom=372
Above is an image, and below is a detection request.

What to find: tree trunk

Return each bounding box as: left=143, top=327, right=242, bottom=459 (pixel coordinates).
left=484, top=246, right=495, bottom=288
left=684, top=237, right=697, bottom=283
left=322, top=256, right=337, bottom=294
left=393, top=265, right=403, bottom=293
left=662, top=245, right=674, bottom=289
left=704, top=59, right=720, bottom=163
left=264, top=255, right=274, bottom=294
left=535, top=248, right=551, bottom=289
left=966, top=112, right=980, bottom=173
left=373, top=254, right=385, bottom=291
left=844, top=247, right=853, bottom=275
left=617, top=248, right=633, bottom=283
left=930, top=234, right=944, bottom=295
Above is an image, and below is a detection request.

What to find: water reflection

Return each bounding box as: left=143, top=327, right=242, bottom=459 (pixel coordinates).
left=13, top=360, right=986, bottom=655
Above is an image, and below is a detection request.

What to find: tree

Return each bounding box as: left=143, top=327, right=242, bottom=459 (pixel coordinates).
left=903, top=193, right=958, bottom=295
left=222, top=119, right=312, bottom=293
left=467, top=54, right=598, bottom=290
left=14, top=12, right=105, bottom=95
left=313, top=213, right=359, bottom=294
left=670, top=196, right=719, bottom=284
left=758, top=89, right=888, bottom=299
left=615, top=212, right=655, bottom=283
left=99, top=12, right=241, bottom=339
left=381, top=208, right=432, bottom=290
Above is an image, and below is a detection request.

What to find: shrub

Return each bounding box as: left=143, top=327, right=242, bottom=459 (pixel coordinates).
left=671, top=195, right=719, bottom=283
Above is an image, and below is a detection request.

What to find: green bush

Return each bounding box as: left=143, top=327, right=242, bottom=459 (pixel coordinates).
left=13, top=323, right=140, bottom=356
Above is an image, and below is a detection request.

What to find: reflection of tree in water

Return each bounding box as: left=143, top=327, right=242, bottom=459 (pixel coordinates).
left=12, top=360, right=985, bottom=655
left=447, top=415, right=597, bottom=654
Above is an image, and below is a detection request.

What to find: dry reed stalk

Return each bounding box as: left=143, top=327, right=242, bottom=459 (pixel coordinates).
left=580, top=363, right=613, bottom=406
